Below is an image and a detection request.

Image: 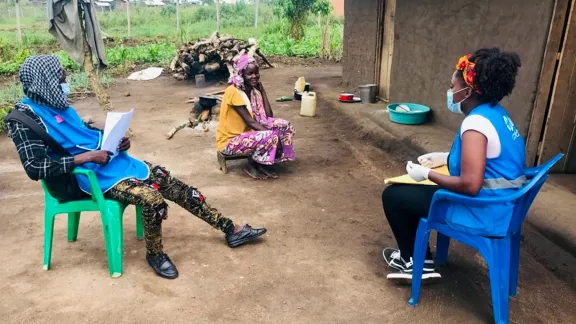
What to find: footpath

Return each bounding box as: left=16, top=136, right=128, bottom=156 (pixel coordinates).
left=314, top=81, right=576, bottom=289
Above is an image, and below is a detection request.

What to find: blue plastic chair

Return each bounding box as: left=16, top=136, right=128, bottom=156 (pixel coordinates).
left=408, top=153, right=564, bottom=324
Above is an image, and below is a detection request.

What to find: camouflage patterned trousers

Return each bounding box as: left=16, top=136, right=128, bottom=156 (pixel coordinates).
left=105, top=163, right=235, bottom=254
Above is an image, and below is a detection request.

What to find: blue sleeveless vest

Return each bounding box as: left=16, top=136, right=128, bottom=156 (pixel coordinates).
left=22, top=98, right=149, bottom=194
left=446, top=103, right=526, bottom=236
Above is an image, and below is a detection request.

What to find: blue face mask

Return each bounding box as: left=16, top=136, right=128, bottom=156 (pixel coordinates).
left=446, top=87, right=468, bottom=114
left=61, top=83, right=71, bottom=96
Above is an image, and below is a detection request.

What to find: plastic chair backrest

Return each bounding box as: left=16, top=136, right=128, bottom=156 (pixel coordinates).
left=508, top=153, right=564, bottom=234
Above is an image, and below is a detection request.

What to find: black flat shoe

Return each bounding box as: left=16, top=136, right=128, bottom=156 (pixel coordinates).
left=226, top=224, right=267, bottom=248
left=146, top=252, right=179, bottom=279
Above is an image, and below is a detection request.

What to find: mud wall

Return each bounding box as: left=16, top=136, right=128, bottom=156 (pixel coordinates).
left=389, top=0, right=554, bottom=136
left=342, top=0, right=382, bottom=88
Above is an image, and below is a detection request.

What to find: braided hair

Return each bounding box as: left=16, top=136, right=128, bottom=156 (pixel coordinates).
left=457, top=48, right=521, bottom=105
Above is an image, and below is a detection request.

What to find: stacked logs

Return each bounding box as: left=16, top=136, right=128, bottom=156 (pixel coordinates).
left=170, top=32, right=273, bottom=80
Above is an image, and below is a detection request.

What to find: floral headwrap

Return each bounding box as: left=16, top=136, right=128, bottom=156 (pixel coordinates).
left=456, top=54, right=481, bottom=94
left=228, top=53, right=258, bottom=90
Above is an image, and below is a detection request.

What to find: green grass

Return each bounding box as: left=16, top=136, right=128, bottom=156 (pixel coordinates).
left=0, top=82, right=24, bottom=130
left=0, top=3, right=342, bottom=66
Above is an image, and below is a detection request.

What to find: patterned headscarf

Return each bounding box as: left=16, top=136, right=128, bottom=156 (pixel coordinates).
left=456, top=54, right=481, bottom=94
left=228, top=53, right=258, bottom=90
left=19, top=55, right=69, bottom=110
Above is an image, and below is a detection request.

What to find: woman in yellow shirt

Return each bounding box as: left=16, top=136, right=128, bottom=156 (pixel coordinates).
left=216, top=54, right=295, bottom=179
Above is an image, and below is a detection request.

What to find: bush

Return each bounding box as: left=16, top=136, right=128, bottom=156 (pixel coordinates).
left=161, top=5, right=177, bottom=17
left=260, top=18, right=343, bottom=60
left=0, top=106, right=11, bottom=134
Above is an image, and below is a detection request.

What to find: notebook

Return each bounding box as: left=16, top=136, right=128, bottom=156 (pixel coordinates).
left=384, top=165, right=450, bottom=186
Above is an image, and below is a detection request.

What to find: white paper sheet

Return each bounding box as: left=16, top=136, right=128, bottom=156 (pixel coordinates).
left=102, top=109, right=134, bottom=155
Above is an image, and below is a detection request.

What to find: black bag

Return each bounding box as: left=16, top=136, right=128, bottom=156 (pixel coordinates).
left=4, top=109, right=87, bottom=202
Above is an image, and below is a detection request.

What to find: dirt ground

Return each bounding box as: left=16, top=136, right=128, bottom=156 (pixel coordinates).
left=1, top=65, right=576, bottom=324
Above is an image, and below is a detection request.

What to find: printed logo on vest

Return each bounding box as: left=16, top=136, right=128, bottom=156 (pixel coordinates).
left=503, top=116, right=520, bottom=140
left=55, top=115, right=64, bottom=123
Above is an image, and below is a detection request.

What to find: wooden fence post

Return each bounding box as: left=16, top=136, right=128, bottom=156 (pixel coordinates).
left=176, top=0, right=180, bottom=32
left=254, top=0, right=259, bottom=28
left=216, top=0, right=220, bottom=32
left=126, top=1, right=131, bottom=37
left=15, top=1, right=22, bottom=42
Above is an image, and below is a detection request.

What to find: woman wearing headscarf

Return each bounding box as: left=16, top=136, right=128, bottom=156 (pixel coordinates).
left=381, top=48, right=524, bottom=282
left=216, top=53, right=295, bottom=179
left=6, top=56, right=267, bottom=279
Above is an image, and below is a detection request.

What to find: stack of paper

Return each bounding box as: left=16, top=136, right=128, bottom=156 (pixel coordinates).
left=384, top=165, right=450, bottom=186
left=102, top=109, right=134, bottom=156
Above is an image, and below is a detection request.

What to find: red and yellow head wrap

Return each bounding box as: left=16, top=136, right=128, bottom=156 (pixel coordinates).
left=456, top=54, right=481, bottom=94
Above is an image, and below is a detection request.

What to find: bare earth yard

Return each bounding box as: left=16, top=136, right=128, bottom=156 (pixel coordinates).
left=1, top=65, right=575, bottom=323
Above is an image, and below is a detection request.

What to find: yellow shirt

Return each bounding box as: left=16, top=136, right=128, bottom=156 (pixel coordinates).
left=216, top=86, right=252, bottom=151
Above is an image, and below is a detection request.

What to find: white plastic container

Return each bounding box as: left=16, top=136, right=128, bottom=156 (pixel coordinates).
left=295, top=77, right=306, bottom=93
left=300, top=92, right=317, bottom=117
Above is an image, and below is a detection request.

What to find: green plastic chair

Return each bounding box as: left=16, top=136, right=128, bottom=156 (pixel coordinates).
left=41, top=168, right=143, bottom=278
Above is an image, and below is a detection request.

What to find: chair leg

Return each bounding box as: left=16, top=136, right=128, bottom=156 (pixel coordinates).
left=486, top=238, right=511, bottom=324
left=135, top=205, right=144, bottom=241
left=67, top=212, right=81, bottom=242
left=435, top=233, right=451, bottom=265
left=409, top=219, right=431, bottom=307
left=43, top=211, right=56, bottom=271
left=101, top=209, right=124, bottom=278
left=217, top=152, right=228, bottom=174
left=509, top=231, right=521, bottom=297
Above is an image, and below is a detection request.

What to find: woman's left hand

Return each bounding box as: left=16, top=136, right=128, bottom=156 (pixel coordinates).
left=118, top=137, right=131, bottom=151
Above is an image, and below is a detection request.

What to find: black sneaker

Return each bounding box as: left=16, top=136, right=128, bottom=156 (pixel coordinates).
left=382, top=247, right=436, bottom=273
left=382, top=248, right=441, bottom=283
left=146, top=252, right=179, bottom=279
left=226, top=224, right=267, bottom=248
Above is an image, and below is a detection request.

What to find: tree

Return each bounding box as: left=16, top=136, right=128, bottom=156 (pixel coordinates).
left=311, top=0, right=331, bottom=17
left=312, top=0, right=332, bottom=59
left=277, top=0, right=328, bottom=40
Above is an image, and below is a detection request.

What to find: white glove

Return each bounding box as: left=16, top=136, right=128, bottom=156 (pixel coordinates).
left=417, top=152, right=449, bottom=168
left=406, top=161, right=431, bottom=182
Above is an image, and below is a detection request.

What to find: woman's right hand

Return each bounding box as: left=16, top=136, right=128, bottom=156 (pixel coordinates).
left=74, top=150, right=112, bottom=166
left=417, top=152, right=449, bottom=168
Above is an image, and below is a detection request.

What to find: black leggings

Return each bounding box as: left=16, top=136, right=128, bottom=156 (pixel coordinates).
left=382, top=184, right=440, bottom=260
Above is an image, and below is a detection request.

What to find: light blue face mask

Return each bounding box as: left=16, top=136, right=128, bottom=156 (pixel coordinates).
left=446, top=87, right=469, bottom=114
left=61, top=83, right=71, bottom=96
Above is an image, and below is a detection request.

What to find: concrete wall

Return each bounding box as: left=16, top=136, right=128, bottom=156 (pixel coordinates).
left=389, top=0, right=554, bottom=136
left=331, top=0, right=344, bottom=16
left=342, top=0, right=382, bottom=88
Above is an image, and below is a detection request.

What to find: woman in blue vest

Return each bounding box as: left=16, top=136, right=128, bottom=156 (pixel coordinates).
left=7, top=56, right=267, bottom=279
left=381, top=48, right=524, bottom=282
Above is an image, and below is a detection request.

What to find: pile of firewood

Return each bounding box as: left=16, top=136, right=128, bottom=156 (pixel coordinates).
left=170, top=32, right=273, bottom=80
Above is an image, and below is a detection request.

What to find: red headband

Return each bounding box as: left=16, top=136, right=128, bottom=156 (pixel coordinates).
left=456, top=54, right=481, bottom=94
